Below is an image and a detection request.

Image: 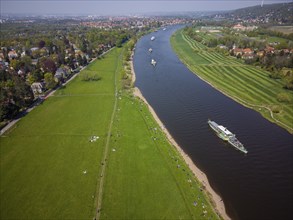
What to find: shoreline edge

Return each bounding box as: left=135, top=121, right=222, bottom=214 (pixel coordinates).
left=130, top=55, right=231, bottom=220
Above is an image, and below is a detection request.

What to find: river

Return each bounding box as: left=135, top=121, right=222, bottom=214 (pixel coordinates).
left=133, top=25, right=293, bottom=220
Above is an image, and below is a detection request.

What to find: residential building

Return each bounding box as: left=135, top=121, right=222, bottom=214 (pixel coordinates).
left=31, top=82, right=45, bottom=94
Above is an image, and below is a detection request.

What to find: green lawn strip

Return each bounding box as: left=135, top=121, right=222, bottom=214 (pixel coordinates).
left=1, top=135, right=102, bottom=219
left=6, top=96, right=114, bottom=137
left=55, top=76, right=114, bottom=96
left=204, top=52, right=228, bottom=64
left=182, top=32, right=242, bottom=66
left=206, top=52, right=241, bottom=66
left=181, top=34, right=203, bottom=54
left=173, top=35, right=210, bottom=65
left=0, top=48, right=121, bottom=219
left=199, top=51, right=224, bottom=63
left=182, top=35, right=234, bottom=66
left=191, top=54, right=210, bottom=66
left=183, top=34, right=202, bottom=50
left=217, top=68, right=293, bottom=129
left=180, top=32, right=199, bottom=49
left=183, top=31, right=285, bottom=96
left=184, top=34, right=206, bottom=51
left=0, top=96, right=110, bottom=219
left=101, top=94, right=219, bottom=219
left=185, top=34, right=206, bottom=50
left=203, top=53, right=232, bottom=65
left=219, top=66, right=277, bottom=102
left=197, top=52, right=219, bottom=64
left=235, top=66, right=293, bottom=106
left=182, top=34, right=206, bottom=51
left=202, top=65, right=277, bottom=104
left=173, top=38, right=210, bottom=66
left=196, top=66, right=262, bottom=103
left=241, top=66, right=284, bottom=88
left=135, top=98, right=219, bottom=219
left=196, top=67, right=240, bottom=102
left=198, top=65, right=271, bottom=104
left=197, top=48, right=237, bottom=66
left=94, top=46, right=124, bottom=220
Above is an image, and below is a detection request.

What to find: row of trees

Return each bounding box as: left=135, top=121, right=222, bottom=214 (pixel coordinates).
left=121, top=38, right=137, bottom=89
left=0, top=69, right=34, bottom=122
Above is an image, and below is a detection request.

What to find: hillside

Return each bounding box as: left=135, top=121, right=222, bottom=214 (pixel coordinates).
left=219, top=2, right=293, bottom=25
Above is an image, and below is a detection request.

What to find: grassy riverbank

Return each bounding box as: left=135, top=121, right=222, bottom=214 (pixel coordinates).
left=99, top=41, right=220, bottom=219
left=1, top=44, right=220, bottom=219
left=100, top=91, right=219, bottom=219
left=171, top=29, right=293, bottom=133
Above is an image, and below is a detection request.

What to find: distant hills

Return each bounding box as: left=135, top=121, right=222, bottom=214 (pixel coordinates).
left=219, top=2, right=293, bottom=25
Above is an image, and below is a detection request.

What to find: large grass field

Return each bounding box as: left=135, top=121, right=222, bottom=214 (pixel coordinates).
left=0, top=48, right=121, bottom=219
left=1, top=44, right=220, bottom=219
left=100, top=92, right=219, bottom=219
left=171, top=29, right=293, bottom=133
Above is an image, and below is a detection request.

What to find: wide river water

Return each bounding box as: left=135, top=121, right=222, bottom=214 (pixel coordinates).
left=133, top=25, right=293, bottom=220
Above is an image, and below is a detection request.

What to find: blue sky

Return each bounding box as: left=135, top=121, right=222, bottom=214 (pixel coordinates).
left=1, top=0, right=291, bottom=15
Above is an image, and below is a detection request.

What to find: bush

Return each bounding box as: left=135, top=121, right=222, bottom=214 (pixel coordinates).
left=284, top=74, right=293, bottom=90
left=271, top=105, right=281, bottom=113
left=122, top=78, right=132, bottom=89
left=44, top=72, right=57, bottom=89
left=80, top=71, right=101, bottom=81
left=277, top=92, right=292, bottom=103
left=269, top=72, right=282, bottom=79
left=121, top=70, right=128, bottom=80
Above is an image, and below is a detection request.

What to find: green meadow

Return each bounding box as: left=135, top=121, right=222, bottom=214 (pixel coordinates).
left=100, top=92, right=219, bottom=219
left=171, top=29, right=293, bottom=133
left=0, top=48, right=120, bottom=219
left=1, top=45, right=219, bottom=219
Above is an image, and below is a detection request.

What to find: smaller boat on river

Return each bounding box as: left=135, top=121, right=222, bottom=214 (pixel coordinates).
left=151, top=36, right=155, bottom=41
left=151, top=59, right=157, bottom=66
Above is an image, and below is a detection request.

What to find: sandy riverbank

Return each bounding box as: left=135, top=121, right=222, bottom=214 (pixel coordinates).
left=130, top=58, right=231, bottom=220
